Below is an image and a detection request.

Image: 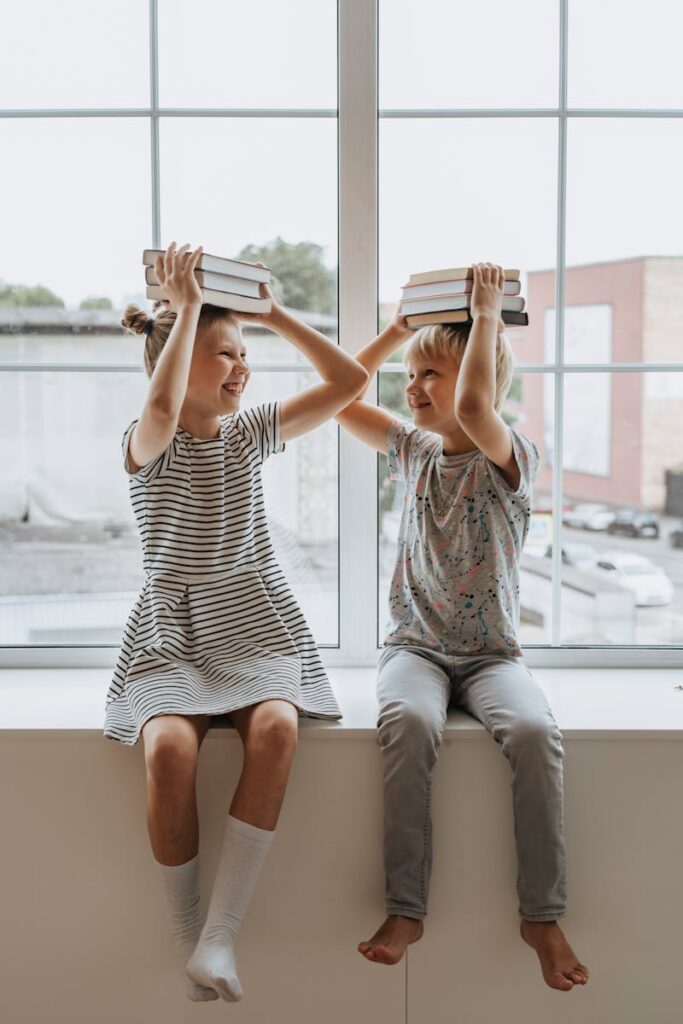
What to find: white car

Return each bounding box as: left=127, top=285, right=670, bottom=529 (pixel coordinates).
left=592, top=552, right=674, bottom=606
left=563, top=503, right=615, bottom=531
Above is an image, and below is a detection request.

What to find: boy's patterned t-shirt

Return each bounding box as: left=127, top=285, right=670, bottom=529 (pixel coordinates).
left=384, top=419, right=540, bottom=657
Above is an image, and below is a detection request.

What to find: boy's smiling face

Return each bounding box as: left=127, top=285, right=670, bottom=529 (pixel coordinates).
left=405, top=352, right=460, bottom=434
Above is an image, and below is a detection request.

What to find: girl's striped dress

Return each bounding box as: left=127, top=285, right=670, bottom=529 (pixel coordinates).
left=103, top=401, right=341, bottom=746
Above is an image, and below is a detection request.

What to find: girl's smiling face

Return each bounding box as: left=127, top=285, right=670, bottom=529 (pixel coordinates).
left=405, top=353, right=460, bottom=433
left=187, top=319, right=250, bottom=414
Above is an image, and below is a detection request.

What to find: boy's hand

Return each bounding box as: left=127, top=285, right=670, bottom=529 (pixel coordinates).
left=234, top=264, right=281, bottom=326
left=470, top=262, right=505, bottom=327
left=154, top=242, right=203, bottom=311
left=388, top=305, right=413, bottom=340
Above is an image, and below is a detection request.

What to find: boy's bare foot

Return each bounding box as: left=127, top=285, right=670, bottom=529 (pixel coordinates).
left=520, top=920, right=590, bottom=991
left=358, top=915, right=424, bottom=965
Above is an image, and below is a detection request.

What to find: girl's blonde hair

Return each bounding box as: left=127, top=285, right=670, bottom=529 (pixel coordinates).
left=121, top=302, right=241, bottom=378
left=403, top=323, right=514, bottom=413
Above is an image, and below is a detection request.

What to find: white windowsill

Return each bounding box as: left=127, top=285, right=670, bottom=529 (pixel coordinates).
left=2, top=666, right=683, bottom=739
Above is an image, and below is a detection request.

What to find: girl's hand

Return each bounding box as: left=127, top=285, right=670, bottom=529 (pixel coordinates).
left=154, top=242, right=203, bottom=312
left=234, top=264, right=281, bottom=326
left=470, top=262, right=505, bottom=326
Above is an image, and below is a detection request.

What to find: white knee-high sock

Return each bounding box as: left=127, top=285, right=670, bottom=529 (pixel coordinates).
left=186, top=815, right=274, bottom=1002
left=155, top=854, right=219, bottom=1003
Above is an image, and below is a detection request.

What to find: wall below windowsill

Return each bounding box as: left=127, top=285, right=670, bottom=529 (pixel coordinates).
left=2, top=665, right=682, bottom=1023
left=2, top=665, right=683, bottom=739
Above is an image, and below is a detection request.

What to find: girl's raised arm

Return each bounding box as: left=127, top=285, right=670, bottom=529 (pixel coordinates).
left=127, top=243, right=203, bottom=472
left=239, top=285, right=369, bottom=443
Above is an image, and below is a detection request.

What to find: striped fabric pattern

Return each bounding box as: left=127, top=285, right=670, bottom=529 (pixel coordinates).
left=104, top=401, right=341, bottom=746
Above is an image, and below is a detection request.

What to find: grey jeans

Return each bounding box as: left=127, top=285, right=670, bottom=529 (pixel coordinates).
left=377, top=643, right=567, bottom=922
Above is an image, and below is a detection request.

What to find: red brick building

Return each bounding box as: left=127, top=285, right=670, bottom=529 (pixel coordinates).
left=517, top=257, right=683, bottom=511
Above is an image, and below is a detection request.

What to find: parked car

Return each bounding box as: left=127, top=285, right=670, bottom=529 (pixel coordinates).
left=592, top=552, right=673, bottom=606
left=544, top=542, right=600, bottom=571
left=606, top=509, right=660, bottom=539
left=562, top=503, right=615, bottom=531
left=668, top=521, right=683, bottom=549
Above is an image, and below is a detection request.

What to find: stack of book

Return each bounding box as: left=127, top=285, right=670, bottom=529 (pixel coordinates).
left=399, top=266, right=528, bottom=328
left=142, top=249, right=272, bottom=314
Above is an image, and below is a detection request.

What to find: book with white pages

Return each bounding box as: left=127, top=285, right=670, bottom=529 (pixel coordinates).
left=408, top=266, right=520, bottom=286
left=145, top=265, right=263, bottom=298
left=145, top=284, right=271, bottom=314
left=142, top=249, right=270, bottom=284
left=401, top=278, right=521, bottom=300
left=400, top=294, right=526, bottom=316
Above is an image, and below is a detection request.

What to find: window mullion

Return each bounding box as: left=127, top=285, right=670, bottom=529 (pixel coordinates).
left=335, top=0, right=379, bottom=664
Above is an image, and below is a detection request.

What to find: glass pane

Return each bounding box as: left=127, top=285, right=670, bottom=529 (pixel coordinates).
left=379, top=0, right=558, bottom=109
left=560, top=371, right=683, bottom=645
left=0, top=0, right=149, bottom=109
left=569, top=0, right=683, bottom=109
left=0, top=370, right=338, bottom=646
left=0, top=119, right=151, bottom=361
left=159, top=118, right=337, bottom=363
left=377, top=368, right=554, bottom=647
left=380, top=118, right=557, bottom=364
left=565, top=119, right=683, bottom=363
left=158, top=0, right=336, bottom=108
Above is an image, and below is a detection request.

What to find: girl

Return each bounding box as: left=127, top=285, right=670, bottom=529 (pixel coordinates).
left=103, top=242, right=368, bottom=1003
left=335, top=264, right=589, bottom=992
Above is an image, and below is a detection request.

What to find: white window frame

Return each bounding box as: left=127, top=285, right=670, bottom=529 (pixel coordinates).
left=1, top=0, right=682, bottom=668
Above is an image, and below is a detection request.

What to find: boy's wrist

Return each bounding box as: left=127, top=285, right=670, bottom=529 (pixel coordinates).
left=386, top=321, right=411, bottom=345
left=471, top=310, right=499, bottom=326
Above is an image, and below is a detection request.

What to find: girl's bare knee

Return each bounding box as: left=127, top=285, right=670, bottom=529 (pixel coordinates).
left=143, top=715, right=202, bottom=782
left=246, top=702, right=298, bottom=756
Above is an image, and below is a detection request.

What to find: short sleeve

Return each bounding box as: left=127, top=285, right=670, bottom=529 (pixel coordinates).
left=232, top=401, right=285, bottom=463
left=386, top=418, right=419, bottom=482
left=487, top=428, right=540, bottom=500
left=121, top=420, right=176, bottom=484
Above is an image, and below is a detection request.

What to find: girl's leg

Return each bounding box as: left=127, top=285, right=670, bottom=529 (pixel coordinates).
left=228, top=697, right=299, bottom=828
left=142, top=713, right=216, bottom=1001
left=143, top=712, right=212, bottom=864
left=187, top=699, right=298, bottom=1002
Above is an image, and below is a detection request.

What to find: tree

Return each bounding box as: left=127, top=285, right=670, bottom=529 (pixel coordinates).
left=236, top=237, right=336, bottom=315
left=79, top=296, right=113, bottom=310
left=0, top=283, right=64, bottom=307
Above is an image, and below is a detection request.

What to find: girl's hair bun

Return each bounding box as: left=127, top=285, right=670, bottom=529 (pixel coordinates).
left=121, top=304, right=153, bottom=337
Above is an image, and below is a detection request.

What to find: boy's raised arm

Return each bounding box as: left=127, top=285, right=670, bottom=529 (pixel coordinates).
left=334, top=313, right=412, bottom=454
left=454, top=263, right=518, bottom=489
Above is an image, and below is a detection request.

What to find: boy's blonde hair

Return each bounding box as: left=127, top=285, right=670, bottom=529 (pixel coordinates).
left=121, top=302, right=241, bottom=378
left=403, top=323, right=514, bottom=413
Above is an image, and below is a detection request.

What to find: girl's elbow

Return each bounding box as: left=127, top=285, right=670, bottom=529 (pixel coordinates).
left=350, top=364, right=369, bottom=395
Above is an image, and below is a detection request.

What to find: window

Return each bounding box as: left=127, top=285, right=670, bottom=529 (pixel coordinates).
left=1, top=0, right=339, bottom=653
left=2, top=1, right=683, bottom=665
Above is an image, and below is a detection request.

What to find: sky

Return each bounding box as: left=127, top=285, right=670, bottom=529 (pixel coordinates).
left=2, top=0, right=683, bottom=310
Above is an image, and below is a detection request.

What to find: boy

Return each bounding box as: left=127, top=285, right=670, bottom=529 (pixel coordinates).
left=336, top=263, right=589, bottom=992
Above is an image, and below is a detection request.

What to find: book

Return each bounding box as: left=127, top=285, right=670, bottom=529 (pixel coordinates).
left=145, top=265, right=263, bottom=298
left=142, top=249, right=270, bottom=284
left=145, top=284, right=271, bottom=314
left=405, top=309, right=529, bottom=328
left=401, top=278, right=521, bottom=300
left=400, top=294, right=526, bottom=316
left=408, top=267, right=520, bottom=286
